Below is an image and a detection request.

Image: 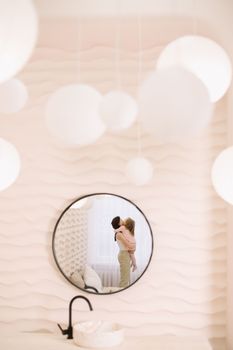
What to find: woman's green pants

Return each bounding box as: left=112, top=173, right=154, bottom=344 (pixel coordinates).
left=118, top=250, right=130, bottom=288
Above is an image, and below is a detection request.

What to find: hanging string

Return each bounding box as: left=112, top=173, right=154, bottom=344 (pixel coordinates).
left=115, top=0, right=121, bottom=90
left=136, top=0, right=143, bottom=157
left=176, top=0, right=183, bottom=63
left=76, top=16, right=82, bottom=83
left=192, top=0, right=197, bottom=35
left=177, top=0, right=187, bottom=19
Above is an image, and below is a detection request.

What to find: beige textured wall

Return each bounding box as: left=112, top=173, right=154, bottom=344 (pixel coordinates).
left=227, top=72, right=233, bottom=350
left=0, top=18, right=228, bottom=350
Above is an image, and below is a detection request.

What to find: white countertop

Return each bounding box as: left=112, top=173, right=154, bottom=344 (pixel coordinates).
left=0, top=332, right=212, bottom=350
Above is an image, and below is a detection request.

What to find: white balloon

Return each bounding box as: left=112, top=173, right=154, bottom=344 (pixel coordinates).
left=0, top=79, right=28, bottom=113
left=126, top=157, right=154, bottom=186
left=0, top=138, right=21, bottom=191
left=99, top=91, right=138, bottom=131
left=138, top=67, right=213, bottom=143
left=46, top=84, right=106, bottom=146
left=0, top=0, right=38, bottom=83
left=157, top=35, right=232, bottom=102
left=211, top=146, right=233, bottom=205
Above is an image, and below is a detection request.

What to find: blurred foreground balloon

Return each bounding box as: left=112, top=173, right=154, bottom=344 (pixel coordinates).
left=211, top=146, right=233, bottom=205
left=139, top=67, right=213, bottom=143
left=157, top=35, right=232, bottom=102
left=0, top=0, right=38, bottom=83
left=100, top=90, right=138, bottom=131
left=0, top=79, right=28, bottom=113
left=0, top=138, right=21, bottom=191
left=46, top=84, right=106, bottom=146
left=126, top=157, right=154, bottom=186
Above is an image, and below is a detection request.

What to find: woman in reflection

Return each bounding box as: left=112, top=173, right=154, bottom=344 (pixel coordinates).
left=111, top=216, right=137, bottom=288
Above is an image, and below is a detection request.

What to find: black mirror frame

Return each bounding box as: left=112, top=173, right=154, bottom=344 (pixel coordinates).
left=52, top=192, right=154, bottom=295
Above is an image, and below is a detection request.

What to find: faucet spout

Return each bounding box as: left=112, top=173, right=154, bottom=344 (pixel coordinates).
left=68, top=295, right=93, bottom=339
left=58, top=295, right=93, bottom=340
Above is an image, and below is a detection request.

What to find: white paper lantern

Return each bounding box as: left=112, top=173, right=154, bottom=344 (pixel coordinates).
left=126, top=157, right=154, bottom=186
left=211, top=146, right=233, bottom=205
left=0, top=79, right=28, bottom=113
left=157, top=35, right=232, bottom=102
left=99, top=91, right=138, bottom=131
left=46, top=84, right=106, bottom=146
left=138, top=67, right=213, bottom=143
left=0, top=138, right=21, bottom=191
left=0, top=0, right=38, bottom=83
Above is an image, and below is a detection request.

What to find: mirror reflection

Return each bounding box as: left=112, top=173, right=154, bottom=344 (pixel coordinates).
left=52, top=193, right=153, bottom=294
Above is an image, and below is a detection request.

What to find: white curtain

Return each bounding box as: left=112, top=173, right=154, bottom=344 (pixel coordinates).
left=87, top=195, right=152, bottom=285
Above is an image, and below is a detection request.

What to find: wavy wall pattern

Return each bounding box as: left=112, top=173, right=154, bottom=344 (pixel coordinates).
left=0, top=18, right=227, bottom=350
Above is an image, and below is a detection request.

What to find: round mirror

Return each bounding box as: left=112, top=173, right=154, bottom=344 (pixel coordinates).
left=52, top=193, right=153, bottom=294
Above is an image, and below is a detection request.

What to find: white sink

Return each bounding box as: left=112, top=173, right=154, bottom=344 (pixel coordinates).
left=73, top=320, right=124, bottom=348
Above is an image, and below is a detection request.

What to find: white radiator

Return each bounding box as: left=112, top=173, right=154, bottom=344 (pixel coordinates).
left=91, top=263, right=143, bottom=287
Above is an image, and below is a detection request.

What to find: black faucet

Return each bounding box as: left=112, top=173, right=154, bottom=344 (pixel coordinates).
left=57, top=295, right=93, bottom=339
